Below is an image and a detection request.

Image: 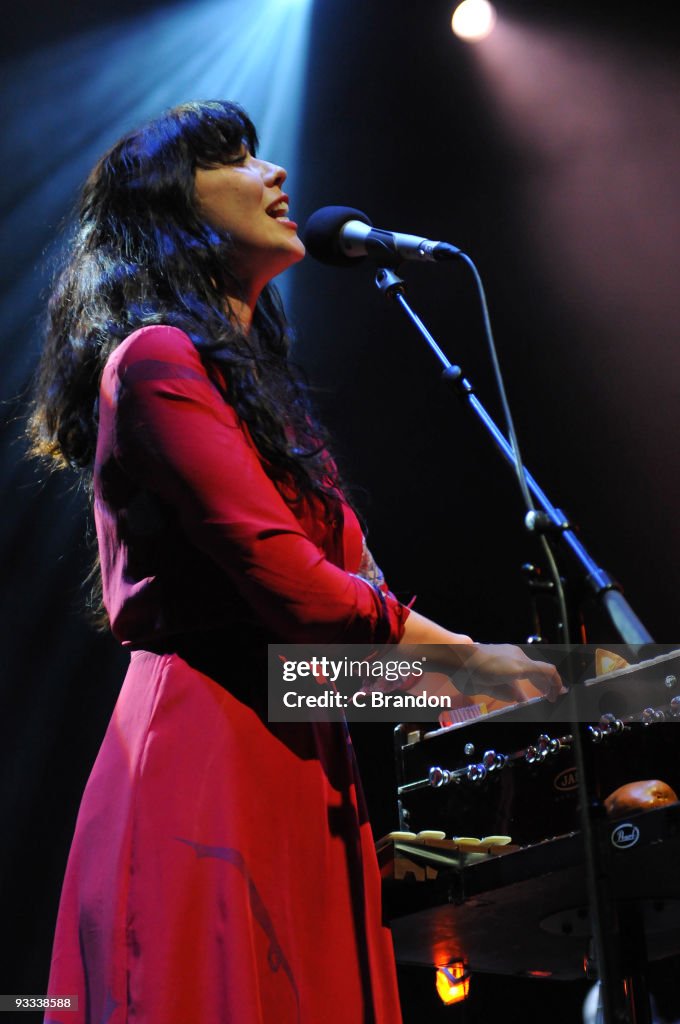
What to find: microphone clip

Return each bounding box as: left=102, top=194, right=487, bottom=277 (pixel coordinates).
left=375, top=267, right=406, bottom=297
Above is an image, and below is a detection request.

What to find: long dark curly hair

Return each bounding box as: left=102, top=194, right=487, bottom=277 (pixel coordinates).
left=28, top=99, right=337, bottom=503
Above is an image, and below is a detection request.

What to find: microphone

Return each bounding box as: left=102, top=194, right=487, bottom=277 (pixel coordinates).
left=301, top=206, right=461, bottom=267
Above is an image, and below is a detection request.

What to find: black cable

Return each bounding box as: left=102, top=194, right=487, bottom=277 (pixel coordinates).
left=457, top=252, right=571, bottom=645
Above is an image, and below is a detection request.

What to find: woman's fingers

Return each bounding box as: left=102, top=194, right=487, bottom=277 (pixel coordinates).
left=527, top=660, right=568, bottom=703
left=461, top=645, right=566, bottom=703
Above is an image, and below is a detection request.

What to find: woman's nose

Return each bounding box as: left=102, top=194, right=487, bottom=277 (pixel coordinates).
left=261, top=160, right=287, bottom=187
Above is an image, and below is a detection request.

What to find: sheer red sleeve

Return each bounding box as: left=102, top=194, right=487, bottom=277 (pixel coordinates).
left=106, top=325, right=409, bottom=644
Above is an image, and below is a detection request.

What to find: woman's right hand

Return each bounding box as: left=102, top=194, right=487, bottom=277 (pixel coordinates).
left=397, top=609, right=566, bottom=705
left=449, top=642, right=566, bottom=704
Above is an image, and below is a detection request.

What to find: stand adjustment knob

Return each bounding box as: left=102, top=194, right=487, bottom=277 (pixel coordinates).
left=429, top=766, right=452, bottom=788
left=598, top=713, right=624, bottom=734
left=466, top=763, right=487, bottom=783
left=482, top=749, right=506, bottom=770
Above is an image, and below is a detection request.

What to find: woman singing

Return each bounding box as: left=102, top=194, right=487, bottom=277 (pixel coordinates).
left=29, top=100, right=562, bottom=1024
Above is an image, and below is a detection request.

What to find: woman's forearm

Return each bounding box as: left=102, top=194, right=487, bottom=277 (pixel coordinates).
left=399, top=607, right=473, bottom=647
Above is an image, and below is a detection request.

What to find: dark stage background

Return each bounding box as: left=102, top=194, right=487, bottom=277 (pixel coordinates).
left=1, top=0, right=678, bottom=1020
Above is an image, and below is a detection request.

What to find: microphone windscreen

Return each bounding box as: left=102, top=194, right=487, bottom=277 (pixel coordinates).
left=301, top=206, right=372, bottom=266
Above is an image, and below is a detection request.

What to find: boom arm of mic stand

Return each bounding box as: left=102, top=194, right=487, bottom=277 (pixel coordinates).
left=374, top=266, right=653, bottom=645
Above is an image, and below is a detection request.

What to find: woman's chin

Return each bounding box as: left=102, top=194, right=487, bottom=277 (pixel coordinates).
left=271, top=239, right=306, bottom=276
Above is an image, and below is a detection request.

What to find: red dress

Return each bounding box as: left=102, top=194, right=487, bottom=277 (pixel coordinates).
left=44, top=326, right=409, bottom=1024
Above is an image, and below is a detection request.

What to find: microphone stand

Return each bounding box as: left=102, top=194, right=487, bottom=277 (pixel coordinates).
left=372, top=264, right=654, bottom=1024
left=373, top=266, right=652, bottom=646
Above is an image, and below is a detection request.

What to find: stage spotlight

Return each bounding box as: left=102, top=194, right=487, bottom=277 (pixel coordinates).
left=0, top=0, right=316, bottom=346
left=451, top=0, right=497, bottom=42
